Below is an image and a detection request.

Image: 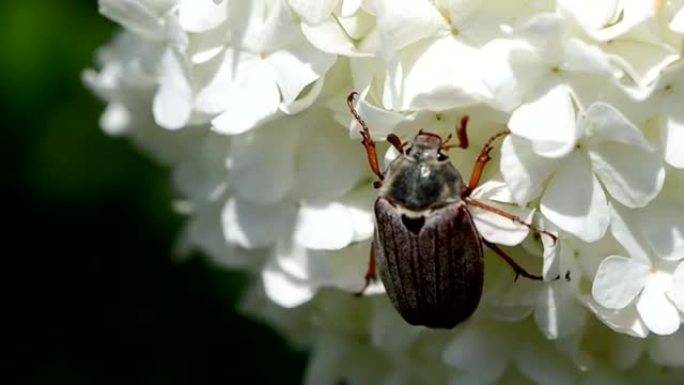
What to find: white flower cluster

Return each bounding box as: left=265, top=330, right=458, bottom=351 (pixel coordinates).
left=86, top=0, right=684, bottom=383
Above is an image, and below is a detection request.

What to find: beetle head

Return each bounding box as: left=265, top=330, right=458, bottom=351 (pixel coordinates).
left=406, top=131, right=449, bottom=163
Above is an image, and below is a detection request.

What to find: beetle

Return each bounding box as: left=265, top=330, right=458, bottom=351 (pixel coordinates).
left=347, top=92, right=556, bottom=329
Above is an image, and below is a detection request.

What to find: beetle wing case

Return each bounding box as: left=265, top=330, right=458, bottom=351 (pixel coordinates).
left=373, top=197, right=484, bottom=329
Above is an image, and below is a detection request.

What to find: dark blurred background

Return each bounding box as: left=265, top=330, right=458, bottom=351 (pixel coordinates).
left=4, top=2, right=306, bottom=383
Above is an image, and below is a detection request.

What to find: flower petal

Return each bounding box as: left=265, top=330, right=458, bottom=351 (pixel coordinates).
left=178, top=0, right=227, bottom=32
left=280, top=76, right=325, bottom=115
left=671, top=6, right=684, bottom=33
left=667, top=262, right=684, bottom=313
left=373, top=0, right=447, bottom=54
left=584, top=298, right=649, bottom=338
left=229, top=122, right=298, bottom=205
left=609, top=203, right=651, bottom=262
left=535, top=283, right=586, bottom=339
left=194, top=49, right=251, bottom=115
left=267, top=42, right=335, bottom=105
left=480, top=39, right=526, bottom=112
left=562, top=38, right=612, bottom=74
left=249, top=0, right=301, bottom=53
left=327, top=242, right=378, bottom=293
left=603, top=39, right=680, bottom=88
left=589, top=142, right=664, bottom=208
left=340, top=186, right=375, bottom=242
left=442, top=321, right=512, bottom=378
left=222, top=197, right=296, bottom=249
left=514, top=334, right=578, bottom=385
left=294, top=122, right=366, bottom=202
left=540, top=152, right=610, bottom=242
left=262, top=259, right=316, bottom=308
left=638, top=201, right=684, bottom=261
left=100, top=103, right=132, bottom=136
left=341, top=0, right=363, bottom=17
left=185, top=200, right=241, bottom=269
left=559, top=0, right=653, bottom=41
left=294, top=202, right=355, bottom=250
left=211, top=69, right=280, bottom=135
left=211, top=60, right=281, bottom=135
left=153, top=48, right=193, bottom=130
left=636, top=274, right=681, bottom=335
left=300, top=19, right=374, bottom=57
left=583, top=102, right=653, bottom=150
left=558, top=0, right=620, bottom=34
left=385, top=36, right=486, bottom=111
left=470, top=181, right=534, bottom=246
left=289, top=0, right=338, bottom=25
left=514, top=13, right=565, bottom=56
left=99, top=0, right=166, bottom=40
left=500, top=135, right=560, bottom=205
left=663, top=100, right=684, bottom=169
left=508, top=85, right=579, bottom=158
left=347, top=92, right=407, bottom=140
left=592, top=255, right=649, bottom=309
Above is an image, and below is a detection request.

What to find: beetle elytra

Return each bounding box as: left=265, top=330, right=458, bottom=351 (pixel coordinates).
left=347, top=92, right=557, bottom=329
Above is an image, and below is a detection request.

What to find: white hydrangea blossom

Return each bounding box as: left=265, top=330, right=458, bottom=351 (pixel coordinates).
left=86, top=0, right=684, bottom=383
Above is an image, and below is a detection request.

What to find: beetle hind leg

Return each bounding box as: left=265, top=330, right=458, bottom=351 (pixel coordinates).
left=355, top=245, right=377, bottom=297
left=465, top=198, right=558, bottom=245
left=483, top=239, right=542, bottom=281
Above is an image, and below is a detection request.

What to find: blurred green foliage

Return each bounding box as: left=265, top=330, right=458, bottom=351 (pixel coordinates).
left=2, top=1, right=306, bottom=384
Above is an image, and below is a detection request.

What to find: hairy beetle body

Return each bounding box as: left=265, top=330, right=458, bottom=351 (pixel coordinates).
left=380, top=134, right=464, bottom=212
left=373, top=133, right=484, bottom=328
left=346, top=91, right=551, bottom=329
left=374, top=198, right=483, bottom=328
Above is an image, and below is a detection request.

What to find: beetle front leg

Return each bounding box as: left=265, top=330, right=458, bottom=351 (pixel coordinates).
left=347, top=92, right=384, bottom=188
left=482, top=239, right=542, bottom=281
left=354, top=244, right=377, bottom=297
left=463, top=129, right=510, bottom=197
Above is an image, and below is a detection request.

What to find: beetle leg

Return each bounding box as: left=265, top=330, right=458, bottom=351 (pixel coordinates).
left=454, top=115, right=470, bottom=149
left=387, top=133, right=404, bottom=154
left=482, top=239, right=542, bottom=281
left=465, top=198, right=558, bottom=245
left=462, top=129, right=510, bottom=197
left=355, top=244, right=377, bottom=297
left=441, top=116, right=470, bottom=150
left=347, top=92, right=384, bottom=187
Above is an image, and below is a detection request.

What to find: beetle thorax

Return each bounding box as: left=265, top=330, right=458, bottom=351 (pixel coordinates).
left=380, top=134, right=465, bottom=212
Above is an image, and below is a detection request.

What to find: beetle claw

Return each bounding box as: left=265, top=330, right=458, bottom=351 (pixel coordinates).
left=354, top=276, right=376, bottom=297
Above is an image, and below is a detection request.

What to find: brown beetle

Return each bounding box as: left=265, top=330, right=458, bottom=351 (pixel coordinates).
left=347, top=92, right=556, bottom=329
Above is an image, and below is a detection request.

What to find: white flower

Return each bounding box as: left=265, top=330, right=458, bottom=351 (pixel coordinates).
left=558, top=0, right=682, bottom=88
left=83, top=31, right=162, bottom=136
left=87, top=0, right=684, bottom=384
left=501, top=100, right=665, bottom=242
left=365, top=0, right=554, bottom=112
left=482, top=13, right=612, bottom=113
left=557, top=0, right=655, bottom=41
left=592, top=201, right=684, bottom=336
left=651, top=61, right=684, bottom=169
left=202, top=0, right=337, bottom=134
